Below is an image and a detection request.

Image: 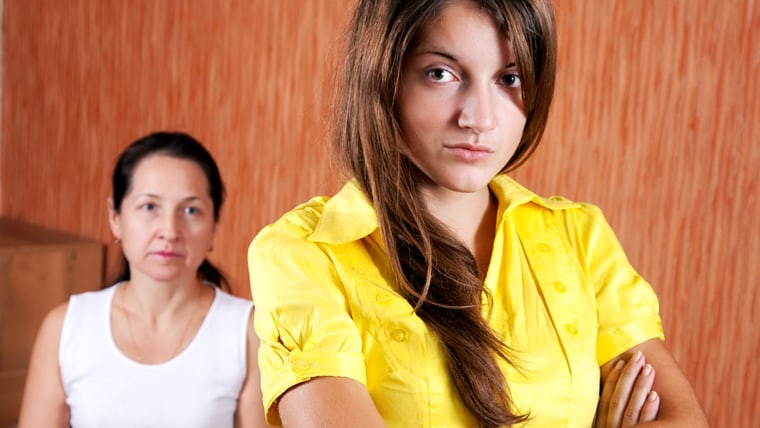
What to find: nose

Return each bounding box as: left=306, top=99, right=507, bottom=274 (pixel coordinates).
left=158, top=213, right=180, bottom=241
left=457, top=83, right=496, bottom=133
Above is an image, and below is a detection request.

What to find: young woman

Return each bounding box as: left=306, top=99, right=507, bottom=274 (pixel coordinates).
left=19, top=132, right=269, bottom=428
left=248, top=0, right=708, bottom=426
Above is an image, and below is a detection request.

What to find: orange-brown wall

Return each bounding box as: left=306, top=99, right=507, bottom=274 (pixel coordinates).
left=1, top=0, right=757, bottom=425
left=1, top=0, right=349, bottom=293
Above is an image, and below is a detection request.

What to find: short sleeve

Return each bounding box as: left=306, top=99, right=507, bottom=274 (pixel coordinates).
left=248, top=207, right=367, bottom=425
left=566, top=204, right=665, bottom=366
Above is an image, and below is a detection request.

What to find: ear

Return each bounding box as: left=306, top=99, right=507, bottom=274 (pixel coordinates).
left=107, top=197, right=122, bottom=240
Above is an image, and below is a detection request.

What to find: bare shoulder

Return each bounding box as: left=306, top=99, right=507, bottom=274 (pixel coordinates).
left=38, top=301, right=70, bottom=341
left=28, top=301, right=70, bottom=365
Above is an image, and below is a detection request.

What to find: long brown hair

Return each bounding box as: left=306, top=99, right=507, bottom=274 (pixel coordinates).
left=333, top=0, right=557, bottom=426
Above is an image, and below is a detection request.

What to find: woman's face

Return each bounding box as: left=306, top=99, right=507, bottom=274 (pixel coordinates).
left=109, top=154, right=216, bottom=284
left=397, top=0, right=526, bottom=199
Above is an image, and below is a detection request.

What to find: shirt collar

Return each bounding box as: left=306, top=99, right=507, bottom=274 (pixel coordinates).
left=309, top=179, right=378, bottom=244
left=309, top=175, right=579, bottom=244
left=489, top=174, right=581, bottom=212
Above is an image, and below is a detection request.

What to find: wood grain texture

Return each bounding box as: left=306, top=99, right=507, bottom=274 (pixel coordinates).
left=1, top=0, right=347, bottom=294
left=1, top=0, right=756, bottom=425
left=0, top=219, right=104, bottom=424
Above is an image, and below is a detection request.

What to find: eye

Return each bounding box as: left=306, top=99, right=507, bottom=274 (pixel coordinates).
left=427, top=68, right=455, bottom=83
left=501, top=73, right=521, bottom=89
left=184, top=206, right=199, bottom=215
left=140, top=202, right=156, bottom=211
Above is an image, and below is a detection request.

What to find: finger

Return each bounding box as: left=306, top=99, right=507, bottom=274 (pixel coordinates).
left=597, top=359, right=625, bottom=427
left=622, top=363, right=655, bottom=428
left=639, top=390, right=660, bottom=423
left=608, top=351, right=645, bottom=428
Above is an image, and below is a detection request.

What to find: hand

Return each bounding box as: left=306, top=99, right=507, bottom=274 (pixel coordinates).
left=596, top=351, right=660, bottom=428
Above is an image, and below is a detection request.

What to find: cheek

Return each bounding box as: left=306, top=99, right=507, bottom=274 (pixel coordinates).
left=118, top=224, right=150, bottom=263
left=190, top=222, right=216, bottom=245
left=495, top=108, right=527, bottom=140
left=397, top=86, right=444, bottom=137
left=121, top=219, right=151, bottom=243
left=398, top=103, right=444, bottom=146
left=500, top=98, right=527, bottom=125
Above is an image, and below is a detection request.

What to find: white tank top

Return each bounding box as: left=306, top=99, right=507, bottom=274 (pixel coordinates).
left=59, top=284, right=253, bottom=428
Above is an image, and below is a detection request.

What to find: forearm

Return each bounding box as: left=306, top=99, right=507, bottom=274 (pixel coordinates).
left=621, top=339, right=708, bottom=427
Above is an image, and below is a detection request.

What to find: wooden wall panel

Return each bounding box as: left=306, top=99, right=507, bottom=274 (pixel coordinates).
left=1, top=0, right=756, bottom=425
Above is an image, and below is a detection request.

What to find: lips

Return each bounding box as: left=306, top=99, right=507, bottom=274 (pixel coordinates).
left=153, top=250, right=182, bottom=258
left=444, top=143, right=494, bottom=160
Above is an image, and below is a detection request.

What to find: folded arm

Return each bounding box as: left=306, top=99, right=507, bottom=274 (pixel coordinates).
left=598, top=338, right=708, bottom=427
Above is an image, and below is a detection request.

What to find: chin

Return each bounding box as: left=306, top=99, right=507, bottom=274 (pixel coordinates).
left=446, top=177, right=494, bottom=194
left=145, top=269, right=191, bottom=284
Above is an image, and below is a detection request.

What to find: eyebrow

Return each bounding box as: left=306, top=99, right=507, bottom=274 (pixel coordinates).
left=419, top=48, right=459, bottom=63
left=136, top=193, right=204, bottom=202
left=413, top=48, right=517, bottom=69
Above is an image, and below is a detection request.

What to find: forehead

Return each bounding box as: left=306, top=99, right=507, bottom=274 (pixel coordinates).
left=129, top=154, right=209, bottom=192
left=408, top=1, right=513, bottom=60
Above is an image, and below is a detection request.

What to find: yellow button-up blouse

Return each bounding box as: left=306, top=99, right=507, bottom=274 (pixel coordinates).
left=248, top=174, right=664, bottom=427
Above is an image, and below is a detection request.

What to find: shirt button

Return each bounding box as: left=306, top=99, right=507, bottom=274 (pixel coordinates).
left=565, top=324, right=578, bottom=335
left=292, top=359, right=310, bottom=372
left=538, top=243, right=552, bottom=253
left=553, top=281, right=566, bottom=292
left=391, top=328, right=409, bottom=342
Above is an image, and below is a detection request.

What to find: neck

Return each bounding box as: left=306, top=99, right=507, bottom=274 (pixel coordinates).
left=120, top=274, right=205, bottom=319
left=421, top=187, right=497, bottom=277
left=116, top=279, right=208, bottom=364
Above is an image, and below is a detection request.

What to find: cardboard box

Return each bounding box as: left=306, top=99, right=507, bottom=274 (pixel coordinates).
left=0, top=218, right=103, bottom=426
